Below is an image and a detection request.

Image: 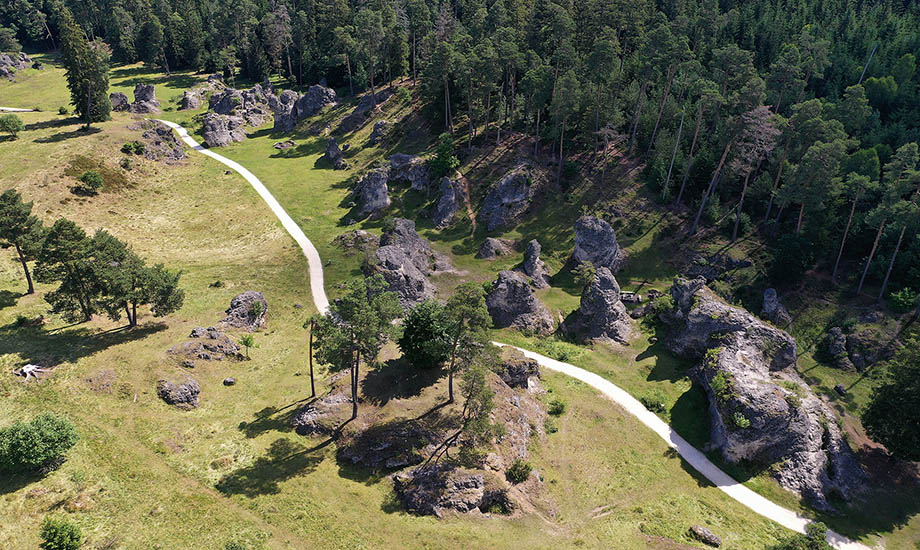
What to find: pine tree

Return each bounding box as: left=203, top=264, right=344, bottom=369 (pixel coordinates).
left=0, top=189, right=44, bottom=295
left=56, top=4, right=110, bottom=128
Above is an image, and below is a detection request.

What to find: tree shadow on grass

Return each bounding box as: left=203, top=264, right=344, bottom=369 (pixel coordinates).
left=642, top=341, right=692, bottom=382
left=24, top=117, right=76, bottom=131
left=361, top=357, right=444, bottom=407
left=34, top=126, right=101, bottom=144
left=668, top=384, right=710, bottom=449
left=269, top=138, right=325, bottom=159
left=0, top=320, right=167, bottom=366
left=215, top=437, right=331, bottom=497
left=0, top=290, right=20, bottom=311
left=237, top=398, right=320, bottom=439
left=0, top=470, right=45, bottom=496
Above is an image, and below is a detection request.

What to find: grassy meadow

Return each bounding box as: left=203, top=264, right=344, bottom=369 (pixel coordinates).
left=1, top=57, right=917, bottom=550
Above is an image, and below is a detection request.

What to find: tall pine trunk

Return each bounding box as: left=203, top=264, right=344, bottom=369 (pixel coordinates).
left=765, top=139, right=791, bottom=223
left=675, top=103, right=704, bottom=206
left=857, top=217, right=887, bottom=294
left=731, top=170, right=753, bottom=242
left=14, top=243, right=34, bottom=295
left=878, top=226, right=907, bottom=300
left=628, top=80, right=648, bottom=152
left=308, top=319, right=316, bottom=398
left=832, top=199, right=858, bottom=282
left=556, top=120, right=566, bottom=185
left=646, top=64, right=677, bottom=157
left=661, top=110, right=685, bottom=201
left=690, top=141, right=732, bottom=235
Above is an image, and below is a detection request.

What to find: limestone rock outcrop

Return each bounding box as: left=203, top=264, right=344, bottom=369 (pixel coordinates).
left=0, top=52, right=31, bottom=80
left=180, top=89, right=203, bottom=110
left=156, top=378, right=201, bottom=409
left=562, top=267, right=632, bottom=344
left=209, top=84, right=272, bottom=126
left=432, top=177, right=462, bottom=228
left=109, top=92, right=130, bottom=112
left=269, top=84, right=336, bottom=132
left=486, top=271, right=554, bottom=335
left=340, top=88, right=394, bottom=132
left=221, top=291, right=268, bottom=330
left=518, top=240, right=550, bottom=288
left=663, top=277, right=864, bottom=510
left=389, top=153, right=430, bottom=191
left=366, top=219, right=449, bottom=309
left=571, top=216, right=623, bottom=272
left=761, top=288, right=792, bottom=326
left=353, top=167, right=391, bottom=218
left=476, top=238, right=513, bottom=259
left=478, top=163, right=538, bottom=231
left=129, top=84, right=160, bottom=113
left=140, top=120, right=186, bottom=162
left=202, top=113, right=246, bottom=147
left=324, top=137, right=347, bottom=169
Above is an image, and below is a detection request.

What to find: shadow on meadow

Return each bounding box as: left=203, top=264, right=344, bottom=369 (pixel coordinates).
left=0, top=320, right=167, bottom=366
left=215, top=437, right=331, bottom=497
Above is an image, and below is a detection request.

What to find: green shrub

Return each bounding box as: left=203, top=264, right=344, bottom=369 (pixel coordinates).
left=640, top=391, right=667, bottom=413
left=74, top=170, right=103, bottom=195
left=770, top=521, right=832, bottom=550
left=648, top=294, right=674, bottom=316
left=396, top=87, right=411, bottom=102
left=39, top=516, right=83, bottom=550
left=888, top=287, right=918, bottom=314
left=224, top=542, right=247, bottom=550
left=732, top=411, right=751, bottom=429
left=0, top=413, right=79, bottom=474
left=535, top=340, right=584, bottom=362
left=543, top=418, right=558, bottom=434
left=119, top=157, right=133, bottom=170
left=548, top=398, right=566, bottom=416
left=770, top=234, right=814, bottom=285
left=58, top=106, right=69, bottom=115
left=505, top=458, right=532, bottom=484
left=0, top=113, right=24, bottom=138
left=572, top=261, right=596, bottom=289
left=121, top=141, right=145, bottom=155
left=429, top=132, right=459, bottom=179
left=398, top=300, right=451, bottom=368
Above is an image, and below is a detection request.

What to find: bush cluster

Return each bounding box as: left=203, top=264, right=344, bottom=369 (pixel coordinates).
left=505, top=458, right=532, bottom=484
left=0, top=413, right=79, bottom=474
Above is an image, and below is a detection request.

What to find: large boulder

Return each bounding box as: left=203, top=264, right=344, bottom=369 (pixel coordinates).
left=478, top=163, right=537, bottom=231
left=761, top=288, right=792, bottom=326
left=432, top=177, right=462, bottom=228
left=688, top=526, right=722, bottom=548
left=179, top=90, right=202, bottom=110
left=169, top=326, right=242, bottom=362
left=270, top=84, right=336, bottom=132
left=562, top=267, right=632, bottom=344
left=493, top=348, right=540, bottom=389
left=129, top=84, right=160, bottom=113
left=486, top=271, right=555, bottom=335
left=109, top=92, right=130, bottom=112
left=208, top=84, right=272, bottom=126
left=353, top=168, right=391, bottom=218
left=371, top=245, right=436, bottom=309
left=663, top=277, right=864, bottom=510
left=393, top=466, right=489, bottom=517
left=0, top=52, right=30, bottom=80
left=339, top=88, right=394, bottom=132
left=156, top=378, right=201, bottom=409
left=140, top=120, right=186, bottom=163
left=846, top=328, right=899, bottom=371
left=825, top=327, right=855, bottom=370
left=368, top=120, right=388, bottom=145
left=202, top=113, right=246, bottom=147
left=519, top=239, right=550, bottom=288
left=290, top=388, right=351, bottom=435
left=221, top=291, right=268, bottom=330
left=476, top=238, right=513, bottom=259
left=323, top=137, right=347, bottom=170
left=367, top=218, right=448, bottom=309
left=389, top=153, right=431, bottom=191
left=571, top=216, right=623, bottom=272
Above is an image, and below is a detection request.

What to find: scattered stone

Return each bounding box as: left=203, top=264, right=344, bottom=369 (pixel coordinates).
left=338, top=421, right=437, bottom=471
left=561, top=267, right=633, bottom=344
left=519, top=239, right=551, bottom=288
left=353, top=167, right=391, bottom=218
left=140, top=120, right=186, bottom=163
left=179, top=90, right=202, bottom=110
left=834, top=384, right=847, bottom=397
left=688, top=525, right=722, bottom=548
left=493, top=348, right=540, bottom=389
left=156, top=378, right=201, bottom=409
left=477, top=238, right=514, bottom=259
left=663, top=277, right=865, bottom=510
left=170, top=326, right=242, bottom=361
left=109, top=92, right=130, bottom=112
left=290, top=377, right=351, bottom=435
left=761, top=288, right=792, bottom=326
left=209, top=84, right=272, bottom=126
left=859, top=310, right=884, bottom=323
left=182, top=360, right=195, bottom=369
left=129, top=84, right=161, bottom=113
left=202, top=113, right=247, bottom=147
left=223, top=377, right=236, bottom=386
left=323, top=137, right=347, bottom=169
left=333, top=229, right=380, bottom=253
left=369, top=120, right=388, bottom=144
left=846, top=328, right=899, bottom=371
left=221, top=291, right=268, bottom=330
left=571, top=215, right=624, bottom=272
left=478, top=162, right=538, bottom=231
left=393, top=466, right=490, bottom=517
left=486, top=271, right=555, bottom=335
left=432, top=177, right=462, bottom=228
left=389, top=153, right=430, bottom=191
left=273, top=139, right=296, bottom=150
left=207, top=73, right=224, bottom=84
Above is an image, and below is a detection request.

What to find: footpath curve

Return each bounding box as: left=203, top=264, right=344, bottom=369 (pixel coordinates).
left=158, top=119, right=868, bottom=550
left=0, top=106, right=35, bottom=112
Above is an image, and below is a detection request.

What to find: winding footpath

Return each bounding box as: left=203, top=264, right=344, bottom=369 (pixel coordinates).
left=0, top=107, right=34, bottom=112
left=155, top=119, right=869, bottom=550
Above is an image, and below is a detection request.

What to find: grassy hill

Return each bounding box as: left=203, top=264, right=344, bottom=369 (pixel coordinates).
left=1, top=58, right=917, bottom=549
